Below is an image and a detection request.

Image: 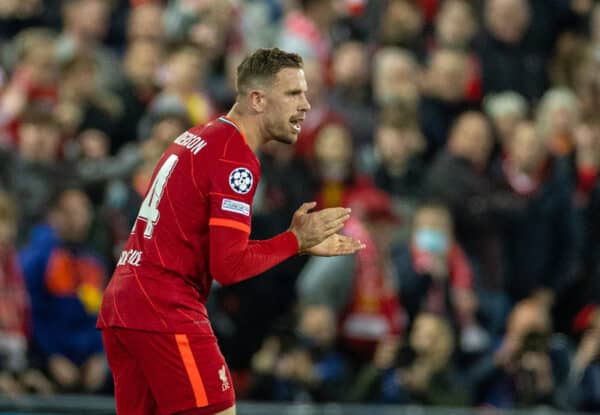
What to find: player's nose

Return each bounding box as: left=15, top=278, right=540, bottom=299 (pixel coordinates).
left=300, top=93, right=311, bottom=112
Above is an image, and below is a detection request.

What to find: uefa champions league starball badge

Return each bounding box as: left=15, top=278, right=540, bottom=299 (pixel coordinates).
left=229, top=167, right=253, bottom=194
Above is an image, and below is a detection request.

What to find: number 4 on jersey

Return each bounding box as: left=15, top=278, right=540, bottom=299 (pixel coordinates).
left=137, top=154, right=179, bottom=238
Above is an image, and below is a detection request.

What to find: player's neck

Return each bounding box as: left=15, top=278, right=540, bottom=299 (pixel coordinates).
left=226, top=106, right=262, bottom=153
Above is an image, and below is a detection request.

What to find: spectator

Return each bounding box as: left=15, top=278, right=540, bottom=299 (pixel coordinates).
left=366, top=103, right=425, bottom=209
left=431, top=0, right=482, bottom=102
left=164, top=0, right=216, bottom=44
left=0, top=192, right=53, bottom=396
left=70, top=128, right=113, bottom=205
left=113, top=39, right=163, bottom=152
left=277, top=0, right=334, bottom=66
left=499, top=120, right=577, bottom=307
left=425, top=111, right=497, bottom=243
left=566, top=306, right=600, bottom=412
left=56, top=0, right=121, bottom=90
left=250, top=305, right=348, bottom=402
left=239, top=0, right=284, bottom=53
left=536, top=87, right=580, bottom=158
left=419, top=48, right=473, bottom=157
left=553, top=118, right=600, bottom=334
left=550, top=33, right=590, bottom=91
left=207, top=49, right=248, bottom=114
left=151, top=44, right=215, bottom=127
left=126, top=2, right=165, bottom=42
left=297, top=187, right=404, bottom=361
left=0, top=28, right=59, bottom=145
left=164, top=0, right=235, bottom=60
left=483, top=91, right=529, bottom=152
left=349, top=313, right=469, bottom=405
left=0, top=109, right=71, bottom=242
left=565, top=41, right=600, bottom=121
left=372, top=47, right=421, bottom=108
left=0, top=191, right=27, bottom=395
left=475, top=0, right=546, bottom=101
left=309, top=120, right=372, bottom=210
left=378, top=0, right=426, bottom=59
left=253, top=140, right=313, bottom=239
left=328, top=40, right=375, bottom=148
left=471, top=300, right=570, bottom=408
left=69, top=128, right=143, bottom=216
left=54, top=53, right=121, bottom=142
left=571, top=119, right=600, bottom=275
left=20, top=188, right=109, bottom=392
left=424, top=111, right=520, bottom=322
left=392, top=202, right=488, bottom=354
left=432, top=0, right=477, bottom=50
left=345, top=334, right=402, bottom=402
left=382, top=313, right=469, bottom=405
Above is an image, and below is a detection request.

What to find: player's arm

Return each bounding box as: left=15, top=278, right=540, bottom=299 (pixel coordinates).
left=209, top=225, right=296, bottom=285
left=209, top=202, right=363, bottom=286
left=207, top=148, right=363, bottom=286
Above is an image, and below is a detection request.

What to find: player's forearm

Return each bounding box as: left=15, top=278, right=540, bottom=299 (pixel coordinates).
left=209, top=226, right=298, bottom=285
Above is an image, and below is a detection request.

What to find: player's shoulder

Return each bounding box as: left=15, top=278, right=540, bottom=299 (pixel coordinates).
left=187, top=118, right=234, bottom=149
left=207, top=116, right=258, bottom=168
left=172, top=116, right=259, bottom=183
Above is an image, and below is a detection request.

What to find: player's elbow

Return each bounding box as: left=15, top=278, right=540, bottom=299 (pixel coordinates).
left=209, top=257, right=238, bottom=286
left=212, top=273, right=236, bottom=286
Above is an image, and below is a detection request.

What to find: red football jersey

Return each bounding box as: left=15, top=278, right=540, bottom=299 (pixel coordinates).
left=97, top=116, right=298, bottom=334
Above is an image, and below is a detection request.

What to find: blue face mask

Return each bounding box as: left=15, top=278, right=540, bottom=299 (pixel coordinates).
left=414, top=229, right=449, bottom=254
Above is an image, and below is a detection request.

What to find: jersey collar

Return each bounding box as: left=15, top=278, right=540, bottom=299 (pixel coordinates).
left=218, top=116, right=247, bottom=144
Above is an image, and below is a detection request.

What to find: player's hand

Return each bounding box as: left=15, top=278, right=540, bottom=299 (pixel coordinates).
left=289, top=202, right=352, bottom=252
left=303, top=233, right=365, bottom=257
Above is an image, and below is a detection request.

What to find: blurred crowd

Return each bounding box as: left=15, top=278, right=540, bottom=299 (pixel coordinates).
left=1, top=0, right=600, bottom=411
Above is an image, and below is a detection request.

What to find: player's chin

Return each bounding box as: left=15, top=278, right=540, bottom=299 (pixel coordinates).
left=276, top=132, right=298, bottom=145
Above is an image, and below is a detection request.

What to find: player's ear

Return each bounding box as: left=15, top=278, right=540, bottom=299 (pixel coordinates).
left=248, top=89, right=267, bottom=113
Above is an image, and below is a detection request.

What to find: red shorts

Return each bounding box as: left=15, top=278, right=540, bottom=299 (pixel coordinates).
left=102, top=327, right=235, bottom=415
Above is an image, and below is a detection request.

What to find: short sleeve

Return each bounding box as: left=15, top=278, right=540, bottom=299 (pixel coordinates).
left=208, top=152, right=259, bottom=234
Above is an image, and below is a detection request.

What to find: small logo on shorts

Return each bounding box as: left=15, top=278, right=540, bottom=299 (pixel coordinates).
left=219, top=365, right=230, bottom=391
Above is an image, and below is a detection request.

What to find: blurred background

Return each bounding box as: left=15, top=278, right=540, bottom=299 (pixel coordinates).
left=1, top=0, right=600, bottom=413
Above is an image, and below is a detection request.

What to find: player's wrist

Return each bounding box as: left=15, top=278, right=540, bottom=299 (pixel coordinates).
left=287, top=228, right=304, bottom=254
left=289, top=230, right=302, bottom=255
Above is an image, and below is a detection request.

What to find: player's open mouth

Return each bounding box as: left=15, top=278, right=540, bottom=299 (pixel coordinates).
left=290, top=118, right=304, bottom=134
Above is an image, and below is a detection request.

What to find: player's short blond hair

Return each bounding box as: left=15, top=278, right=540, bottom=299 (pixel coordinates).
left=236, top=48, right=303, bottom=95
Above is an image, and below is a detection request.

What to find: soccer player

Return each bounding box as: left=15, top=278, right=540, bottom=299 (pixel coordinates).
left=97, top=48, right=364, bottom=415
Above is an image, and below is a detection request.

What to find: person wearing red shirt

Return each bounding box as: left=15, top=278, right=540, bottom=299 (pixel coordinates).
left=97, top=48, right=364, bottom=415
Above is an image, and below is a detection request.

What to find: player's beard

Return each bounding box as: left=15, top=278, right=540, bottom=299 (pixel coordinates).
left=269, top=118, right=297, bottom=145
